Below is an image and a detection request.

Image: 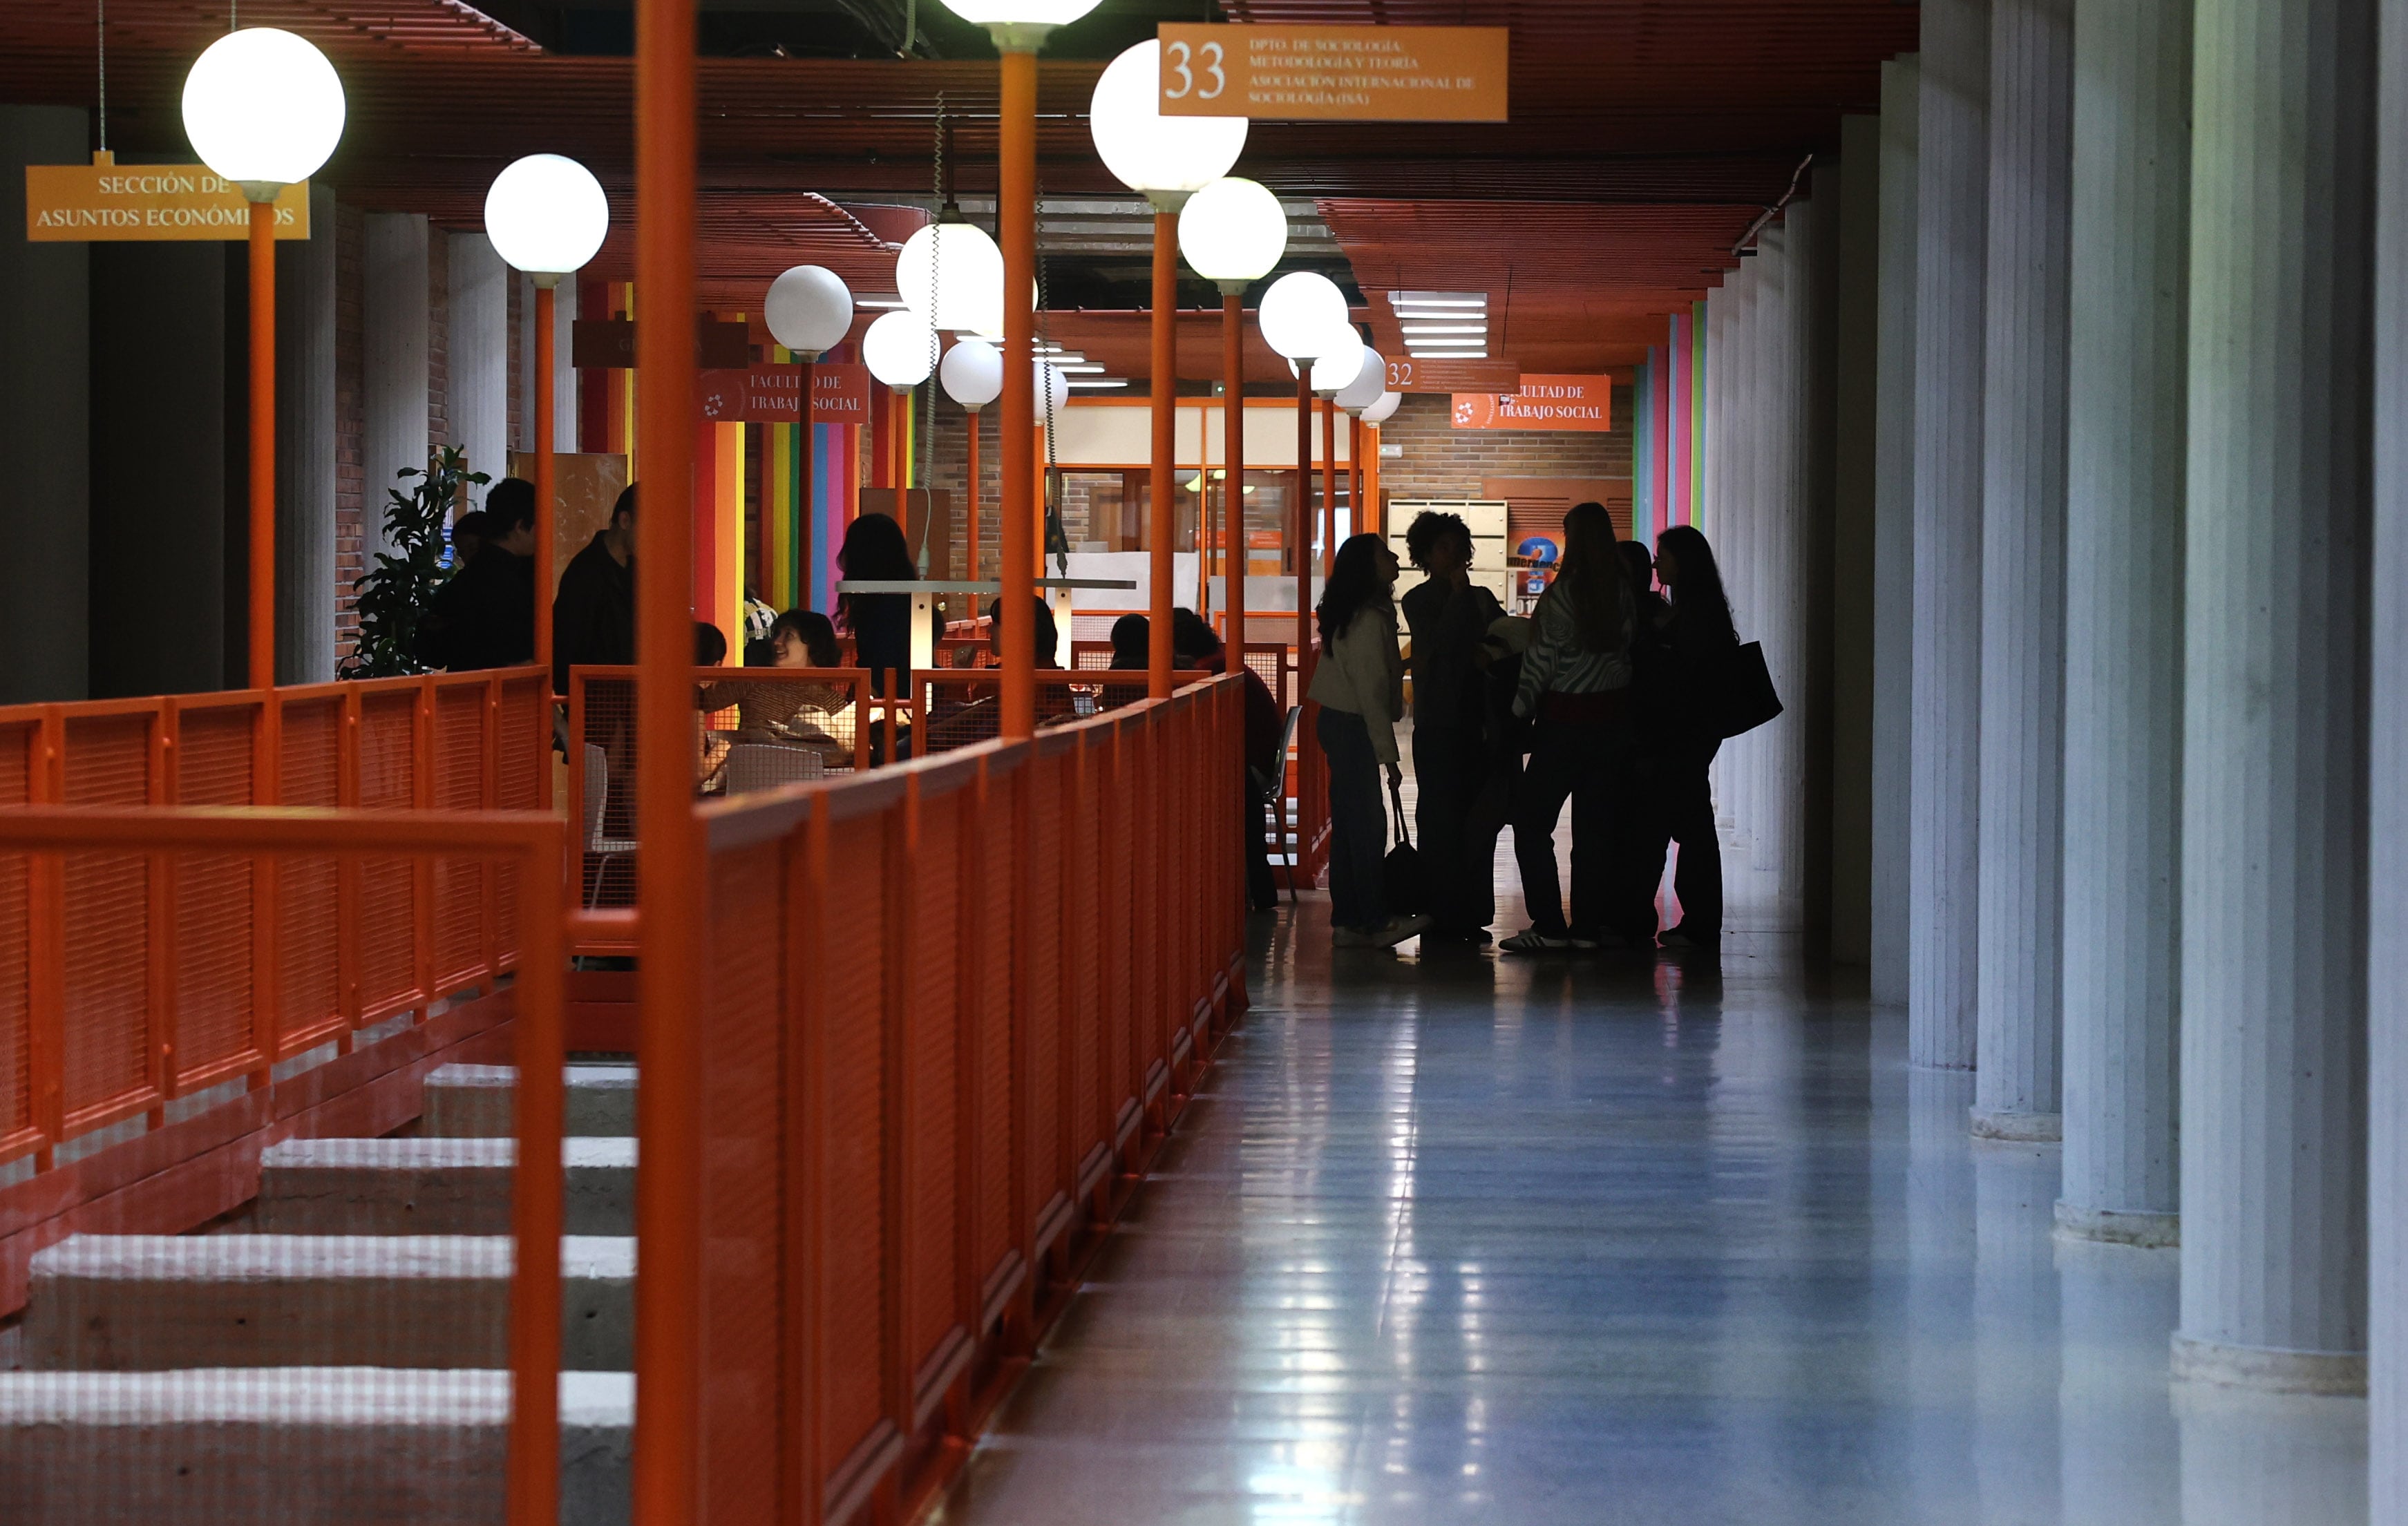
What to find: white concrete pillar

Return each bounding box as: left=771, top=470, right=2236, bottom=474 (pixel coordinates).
left=363, top=213, right=429, bottom=557
left=2175, top=0, right=2373, bottom=1395
left=1971, top=0, right=2073, bottom=1139
left=1830, top=124, right=1882, bottom=968
left=0, top=107, right=88, bottom=703
left=276, top=180, right=337, bottom=685
left=2056, top=0, right=2190, bottom=1245
left=1870, top=57, right=1922, bottom=1009
left=2376, top=0, right=2408, bottom=1496
left=1910, top=0, right=1989, bottom=1071
left=447, top=230, right=509, bottom=487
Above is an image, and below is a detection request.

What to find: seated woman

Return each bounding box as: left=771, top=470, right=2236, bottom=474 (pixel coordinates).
left=700, top=610, right=855, bottom=766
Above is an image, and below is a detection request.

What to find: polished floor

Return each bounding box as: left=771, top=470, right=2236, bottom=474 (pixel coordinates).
left=933, top=890, right=2369, bottom=1523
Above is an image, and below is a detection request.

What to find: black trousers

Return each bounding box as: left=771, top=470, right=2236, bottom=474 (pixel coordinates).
left=1412, top=724, right=1501, bottom=933
left=1633, top=737, right=1724, bottom=937
left=1511, top=718, right=1629, bottom=938
left=1318, top=707, right=1388, bottom=933
left=1246, top=792, right=1278, bottom=909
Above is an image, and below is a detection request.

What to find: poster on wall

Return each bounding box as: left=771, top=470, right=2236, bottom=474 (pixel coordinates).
left=1156, top=23, right=1509, bottom=122
left=24, top=160, right=309, bottom=241
left=696, top=363, right=873, bottom=423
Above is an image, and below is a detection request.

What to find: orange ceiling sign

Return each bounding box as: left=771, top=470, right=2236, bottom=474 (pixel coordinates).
left=1157, top=24, right=1510, bottom=123
left=697, top=363, right=872, bottom=424
left=25, top=162, right=310, bottom=242
left=1388, top=356, right=1518, bottom=394
left=1452, top=375, right=1615, bottom=432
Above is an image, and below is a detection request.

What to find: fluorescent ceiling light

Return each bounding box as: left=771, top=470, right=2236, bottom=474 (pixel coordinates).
left=856, top=296, right=908, bottom=309
left=1400, top=324, right=1486, bottom=336
left=1067, top=378, right=1129, bottom=388
left=1390, top=291, right=1485, bottom=307
left=1059, top=363, right=1106, bottom=373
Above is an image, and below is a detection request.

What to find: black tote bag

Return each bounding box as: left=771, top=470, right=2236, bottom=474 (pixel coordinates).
left=1710, top=641, right=1784, bottom=739
left=1383, top=775, right=1424, bottom=915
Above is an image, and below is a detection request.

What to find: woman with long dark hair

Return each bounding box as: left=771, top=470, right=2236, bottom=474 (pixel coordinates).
left=836, top=512, right=917, bottom=698
left=1642, top=524, right=1738, bottom=949
left=1307, top=533, right=1428, bottom=948
left=1503, top=502, right=1636, bottom=953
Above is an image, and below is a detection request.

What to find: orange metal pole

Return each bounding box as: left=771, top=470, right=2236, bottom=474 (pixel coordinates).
left=965, top=407, right=982, bottom=580
left=1349, top=414, right=1364, bottom=540
left=1000, top=44, right=1037, bottom=738
left=1222, top=293, right=1245, bottom=656
left=797, top=358, right=816, bottom=607
left=504, top=832, right=565, bottom=1526
left=247, top=199, right=276, bottom=690
left=633, top=0, right=703, bottom=1515
left=1321, top=396, right=1338, bottom=577
left=1148, top=209, right=1176, bottom=700
left=535, top=280, right=558, bottom=682
left=1294, top=371, right=1313, bottom=679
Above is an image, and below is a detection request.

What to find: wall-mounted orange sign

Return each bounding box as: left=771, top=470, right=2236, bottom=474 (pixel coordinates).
left=1388, top=355, right=1519, bottom=394
left=697, top=363, right=873, bottom=424
left=1157, top=24, right=1509, bottom=122
left=1452, top=375, right=1615, bottom=432
left=24, top=162, right=309, bottom=242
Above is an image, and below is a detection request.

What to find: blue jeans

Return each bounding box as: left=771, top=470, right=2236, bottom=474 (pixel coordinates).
left=1317, top=707, right=1387, bottom=933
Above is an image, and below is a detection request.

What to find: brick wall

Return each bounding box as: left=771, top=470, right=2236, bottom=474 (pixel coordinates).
left=333, top=200, right=364, bottom=648
left=505, top=271, right=523, bottom=457
left=1372, top=388, right=1633, bottom=502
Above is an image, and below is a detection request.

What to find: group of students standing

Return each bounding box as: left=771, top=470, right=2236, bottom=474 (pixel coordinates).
left=1308, top=503, right=1738, bottom=955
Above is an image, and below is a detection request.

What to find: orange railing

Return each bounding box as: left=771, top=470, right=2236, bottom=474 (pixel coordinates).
left=0, top=669, right=551, bottom=1170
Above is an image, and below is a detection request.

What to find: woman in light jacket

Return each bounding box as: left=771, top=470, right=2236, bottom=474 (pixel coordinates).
left=1503, top=502, right=1637, bottom=952
left=1308, top=534, right=1430, bottom=948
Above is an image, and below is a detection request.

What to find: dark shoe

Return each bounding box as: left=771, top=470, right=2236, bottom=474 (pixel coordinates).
left=1501, top=928, right=1575, bottom=954
left=1658, top=924, right=1718, bottom=951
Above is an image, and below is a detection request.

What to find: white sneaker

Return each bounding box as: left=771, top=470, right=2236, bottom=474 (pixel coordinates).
left=1374, top=914, right=1433, bottom=947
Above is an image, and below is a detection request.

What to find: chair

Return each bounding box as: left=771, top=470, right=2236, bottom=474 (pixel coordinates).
left=723, top=741, right=827, bottom=795
left=1250, top=704, right=1302, bottom=904
left=582, top=745, right=641, bottom=909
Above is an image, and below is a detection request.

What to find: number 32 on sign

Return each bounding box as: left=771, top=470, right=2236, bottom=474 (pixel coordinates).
left=1157, top=24, right=1509, bottom=123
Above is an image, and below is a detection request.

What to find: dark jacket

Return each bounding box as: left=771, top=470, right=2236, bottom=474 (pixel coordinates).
left=552, top=531, right=635, bottom=692
left=419, top=546, right=535, bottom=673
left=1400, top=575, right=1505, bottom=732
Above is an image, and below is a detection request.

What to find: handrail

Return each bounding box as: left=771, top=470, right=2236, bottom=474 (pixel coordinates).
left=0, top=668, right=551, bottom=1167
left=0, top=805, right=567, bottom=1525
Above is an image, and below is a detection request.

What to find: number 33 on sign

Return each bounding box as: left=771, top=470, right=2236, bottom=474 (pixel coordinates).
left=1157, top=24, right=1510, bottom=123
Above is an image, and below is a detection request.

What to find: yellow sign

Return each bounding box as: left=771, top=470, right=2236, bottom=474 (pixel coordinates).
left=1157, top=24, right=1509, bottom=122
left=24, top=161, right=310, bottom=242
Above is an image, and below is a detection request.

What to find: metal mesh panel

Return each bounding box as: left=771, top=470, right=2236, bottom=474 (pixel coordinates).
left=354, top=691, right=421, bottom=1020
left=1101, top=725, right=1137, bottom=1125
left=1062, top=735, right=1103, bottom=1169
left=572, top=674, right=637, bottom=910
left=275, top=698, right=343, bottom=1054
left=0, top=722, right=31, bottom=1154
left=60, top=714, right=153, bottom=1126
left=1021, top=752, right=1065, bottom=1230
left=815, top=807, right=891, bottom=1480
left=170, top=706, right=257, bottom=1089
left=702, top=841, right=784, bottom=1521
left=431, top=685, right=490, bottom=994
left=917, top=674, right=1093, bottom=754
left=904, top=785, right=962, bottom=1390
left=493, top=676, right=549, bottom=960
left=971, top=767, right=1016, bottom=1291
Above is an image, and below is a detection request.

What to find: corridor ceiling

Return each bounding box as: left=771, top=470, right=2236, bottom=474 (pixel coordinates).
left=0, top=0, right=1915, bottom=370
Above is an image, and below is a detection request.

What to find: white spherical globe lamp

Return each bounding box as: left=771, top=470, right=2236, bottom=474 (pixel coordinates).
left=897, top=221, right=1005, bottom=335
left=483, top=154, right=609, bottom=279
left=863, top=309, right=938, bottom=389
left=1308, top=330, right=1367, bottom=394
left=1089, top=41, right=1246, bottom=204
left=764, top=265, right=854, bottom=357
left=1336, top=347, right=1387, bottom=412
left=934, top=0, right=1103, bottom=25
left=1258, top=271, right=1349, bottom=361
left=1178, top=177, right=1287, bottom=287
left=1033, top=361, right=1070, bottom=421
left=940, top=338, right=1004, bottom=410
left=1360, top=390, right=1403, bottom=425
left=181, top=28, right=346, bottom=193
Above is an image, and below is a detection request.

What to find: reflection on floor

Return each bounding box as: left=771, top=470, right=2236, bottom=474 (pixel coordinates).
left=931, top=904, right=2369, bottom=1525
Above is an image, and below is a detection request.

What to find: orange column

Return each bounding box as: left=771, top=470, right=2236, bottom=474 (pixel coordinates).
left=632, top=0, right=702, bottom=1523
left=965, top=407, right=982, bottom=579
left=1349, top=414, right=1365, bottom=540
left=998, top=47, right=1037, bottom=738
left=247, top=198, right=276, bottom=692
left=1321, top=396, right=1338, bottom=576
left=534, top=281, right=558, bottom=682
left=1222, top=293, right=1246, bottom=656
left=1148, top=209, right=1177, bottom=698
